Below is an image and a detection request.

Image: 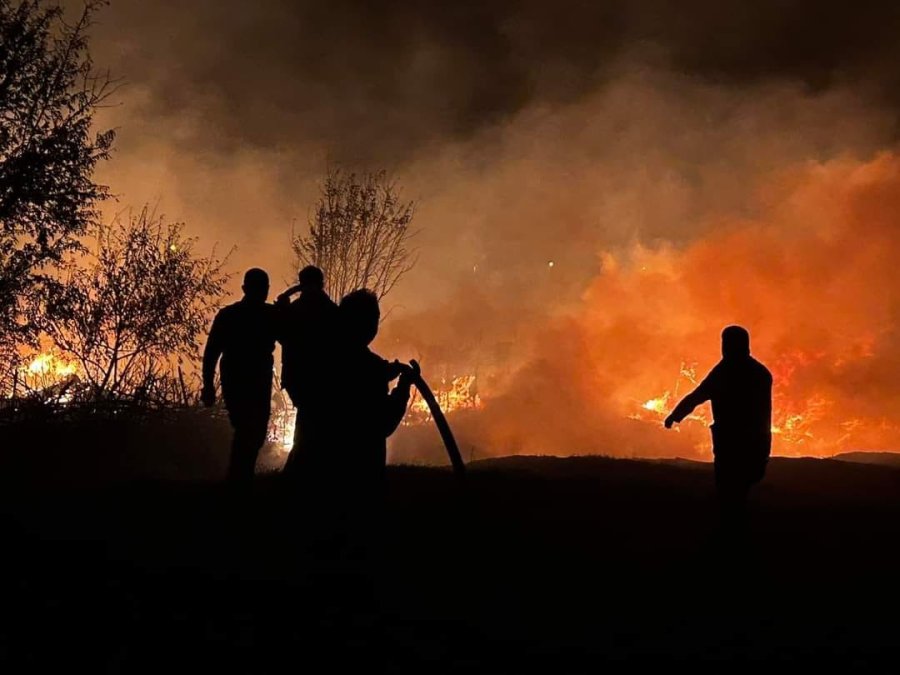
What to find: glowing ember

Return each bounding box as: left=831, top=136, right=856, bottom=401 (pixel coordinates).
left=642, top=396, right=668, bottom=414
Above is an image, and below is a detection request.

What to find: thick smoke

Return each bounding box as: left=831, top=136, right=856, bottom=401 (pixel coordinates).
left=69, top=1, right=900, bottom=460
left=381, top=75, right=898, bottom=461
left=420, top=154, right=900, bottom=460
left=81, top=0, right=900, bottom=288
left=84, top=0, right=900, bottom=163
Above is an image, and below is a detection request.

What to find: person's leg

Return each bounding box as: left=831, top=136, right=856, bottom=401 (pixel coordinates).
left=344, top=458, right=387, bottom=569
left=729, top=482, right=750, bottom=529
left=226, top=401, right=270, bottom=494
left=715, top=460, right=740, bottom=527
left=227, top=413, right=254, bottom=493
left=715, top=473, right=751, bottom=549
left=283, top=404, right=311, bottom=479
left=244, top=404, right=270, bottom=476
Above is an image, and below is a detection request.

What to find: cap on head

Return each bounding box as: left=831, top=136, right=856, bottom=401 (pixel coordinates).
left=298, top=265, right=325, bottom=291
left=242, top=267, right=269, bottom=301
left=340, top=288, right=380, bottom=346
left=721, top=325, right=751, bottom=359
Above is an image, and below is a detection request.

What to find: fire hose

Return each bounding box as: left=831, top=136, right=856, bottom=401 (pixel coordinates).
left=409, top=360, right=467, bottom=481
left=280, top=359, right=467, bottom=481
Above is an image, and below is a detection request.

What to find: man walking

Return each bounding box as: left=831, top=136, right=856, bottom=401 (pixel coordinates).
left=202, top=268, right=279, bottom=492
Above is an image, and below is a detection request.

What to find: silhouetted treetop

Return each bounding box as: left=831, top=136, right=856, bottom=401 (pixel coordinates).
left=0, top=0, right=115, bottom=360
left=292, top=168, right=417, bottom=302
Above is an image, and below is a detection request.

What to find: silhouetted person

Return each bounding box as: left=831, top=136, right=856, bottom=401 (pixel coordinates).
left=310, top=289, right=413, bottom=562
left=202, top=268, right=279, bottom=492
left=275, top=265, right=340, bottom=477
left=665, top=326, right=773, bottom=528
left=336, top=289, right=414, bottom=486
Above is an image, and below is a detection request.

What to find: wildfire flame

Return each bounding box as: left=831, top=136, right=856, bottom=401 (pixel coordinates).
left=268, top=373, right=484, bottom=454
left=630, top=353, right=858, bottom=455
left=269, top=405, right=296, bottom=453
left=641, top=396, right=668, bottom=414
left=10, top=351, right=80, bottom=398
left=26, top=353, right=78, bottom=378
left=408, top=374, right=482, bottom=422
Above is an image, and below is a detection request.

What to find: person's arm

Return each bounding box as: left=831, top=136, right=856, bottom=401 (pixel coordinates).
left=664, top=368, right=717, bottom=428
left=383, top=359, right=405, bottom=382
left=273, top=285, right=301, bottom=345
left=201, top=312, right=225, bottom=406
left=381, top=362, right=418, bottom=436
left=275, top=284, right=302, bottom=308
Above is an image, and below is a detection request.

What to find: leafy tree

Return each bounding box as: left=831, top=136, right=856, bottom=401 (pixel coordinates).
left=0, top=0, right=115, bottom=364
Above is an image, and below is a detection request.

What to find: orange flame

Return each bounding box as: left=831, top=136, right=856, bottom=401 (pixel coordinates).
left=408, top=374, right=482, bottom=423
left=12, top=351, right=80, bottom=398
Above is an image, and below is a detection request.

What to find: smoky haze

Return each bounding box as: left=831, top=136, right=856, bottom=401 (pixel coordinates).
left=73, top=0, right=900, bottom=460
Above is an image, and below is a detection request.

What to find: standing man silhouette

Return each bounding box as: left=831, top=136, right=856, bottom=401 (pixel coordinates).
left=202, top=268, right=279, bottom=492
left=337, top=289, right=415, bottom=487
left=664, top=326, right=773, bottom=526
left=330, top=289, right=414, bottom=560
left=275, top=265, right=340, bottom=477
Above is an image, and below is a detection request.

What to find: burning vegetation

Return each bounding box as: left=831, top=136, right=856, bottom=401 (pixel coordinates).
left=389, top=154, right=900, bottom=462
left=12, top=155, right=900, bottom=462
left=407, top=374, right=481, bottom=424
left=3, top=0, right=897, bottom=474
left=10, top=351, right=80, bottom=401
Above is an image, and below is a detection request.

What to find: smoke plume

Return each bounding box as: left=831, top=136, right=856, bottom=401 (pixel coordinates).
left=70, top=0, right=900, bottom=460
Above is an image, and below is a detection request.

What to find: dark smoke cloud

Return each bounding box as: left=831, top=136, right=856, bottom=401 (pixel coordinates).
left=84, top=0, right=900, bottom=164
left=72, top=0, right=900, bottom=282
left=66, top=0, right=896, bottom=322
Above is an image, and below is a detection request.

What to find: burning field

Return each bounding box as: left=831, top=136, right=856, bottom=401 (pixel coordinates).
left=60, top=2, right=900, bottom=467
left=388, top=154, right=900, bottom=463
left=14, top=144, right=900, bottom=466
left=11, top=75, right=900, bottom=465
left=25, top=154, right=896, bottom=463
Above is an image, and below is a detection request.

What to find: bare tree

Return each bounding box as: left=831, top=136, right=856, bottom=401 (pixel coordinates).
left=40, top=206, right=231, bottom=405
left=292, top=168, right=417, bottom=302
left=0, top=0, right=116, bottom=364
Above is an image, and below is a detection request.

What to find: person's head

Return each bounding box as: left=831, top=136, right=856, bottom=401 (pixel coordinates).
left=242, top=268, right=269, bottom=303
left=298, top=265, right=325, bottom=293
left=340, top=289, right=380, bottom=347
left=721, top=325, right=751, bottom=360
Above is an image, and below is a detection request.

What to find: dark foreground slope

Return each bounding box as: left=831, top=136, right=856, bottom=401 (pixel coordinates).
left=1, top=454, right=899, bottom=671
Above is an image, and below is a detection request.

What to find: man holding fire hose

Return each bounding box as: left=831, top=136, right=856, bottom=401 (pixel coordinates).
left=275, top=268, right=418, bottom=484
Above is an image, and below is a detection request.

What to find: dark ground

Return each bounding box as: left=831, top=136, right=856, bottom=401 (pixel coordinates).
left=1, top=430, right=899, bottom=671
